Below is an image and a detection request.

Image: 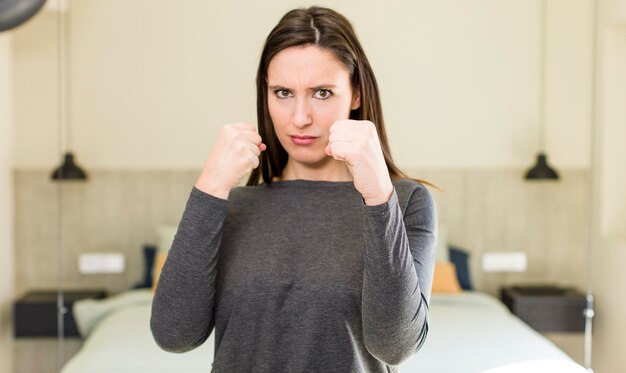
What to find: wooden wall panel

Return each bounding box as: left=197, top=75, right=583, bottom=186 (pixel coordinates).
left=14, top=169, right=589, bottom=297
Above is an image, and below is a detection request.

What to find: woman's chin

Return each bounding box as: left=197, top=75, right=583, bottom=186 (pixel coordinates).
left=288, top=152, right=333, bottom=168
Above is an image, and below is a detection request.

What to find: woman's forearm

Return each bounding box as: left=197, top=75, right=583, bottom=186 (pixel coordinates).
left=361, top=186, right=436, bottom=365
left=150, top=187, right=227, bottom=352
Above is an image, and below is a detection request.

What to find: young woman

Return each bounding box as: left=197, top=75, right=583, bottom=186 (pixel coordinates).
left=151, top=6, right=437, bottom=372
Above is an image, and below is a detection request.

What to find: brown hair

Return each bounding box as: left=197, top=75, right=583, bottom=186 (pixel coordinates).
left=246, top=6, right=436, bottom=189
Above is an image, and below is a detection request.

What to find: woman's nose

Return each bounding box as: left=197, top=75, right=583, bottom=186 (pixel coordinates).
left=292, top=98, right=312, bottom=128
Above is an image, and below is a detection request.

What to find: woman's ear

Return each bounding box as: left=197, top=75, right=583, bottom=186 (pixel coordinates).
left=351, top=88, right=361, bottom=110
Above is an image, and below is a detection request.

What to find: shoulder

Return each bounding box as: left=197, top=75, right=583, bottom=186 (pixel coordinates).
left=228, top=184, right=267, bottom=202
left=391, top=178, right=436, bottom=217
left=391, top=178, right=434, bottom=204
left=219, top=185, right=269, bottom=220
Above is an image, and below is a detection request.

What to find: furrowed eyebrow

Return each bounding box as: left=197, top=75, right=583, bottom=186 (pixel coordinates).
left=310, top=85, right=337, bottom=90
left=268, top=85, right=337, bottom=91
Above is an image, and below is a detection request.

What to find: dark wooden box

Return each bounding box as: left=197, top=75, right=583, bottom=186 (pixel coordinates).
left=14, top=289, right=107, bottom=338
left=500, top=285, right=586, bottom=332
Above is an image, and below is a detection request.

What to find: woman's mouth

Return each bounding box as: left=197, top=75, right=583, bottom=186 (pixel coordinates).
left=290, top=135, right=318, bottom=145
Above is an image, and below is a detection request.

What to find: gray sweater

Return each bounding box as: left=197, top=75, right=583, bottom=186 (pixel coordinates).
left=150, top=178, right=437, bottom=372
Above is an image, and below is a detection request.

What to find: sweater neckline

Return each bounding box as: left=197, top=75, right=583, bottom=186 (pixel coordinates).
left=264, top=179, right=355, bottom=188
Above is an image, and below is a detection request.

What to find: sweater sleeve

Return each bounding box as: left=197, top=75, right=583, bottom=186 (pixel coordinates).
left=150, top=186, right=228, bottom=353
left=361, top=184, right=437, bottom=366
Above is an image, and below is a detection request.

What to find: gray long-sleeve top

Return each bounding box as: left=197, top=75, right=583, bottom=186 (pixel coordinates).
left=150, top=178, right=437, bottom=372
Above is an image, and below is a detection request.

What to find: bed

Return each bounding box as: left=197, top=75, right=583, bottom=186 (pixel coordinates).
left=61, top=289, right=586, bottom=373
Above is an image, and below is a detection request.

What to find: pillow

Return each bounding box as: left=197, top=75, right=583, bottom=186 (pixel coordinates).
left=432, top=261, right=462, bottom=294
left=73, top=289, right=154, bottom=337
left=132, top=245, right=156, bottom=289
left=151, top=252, right=168, bottom=294
left=157, top=225, right=178, bottom=253
left=449, top=246, right=473, bottom=290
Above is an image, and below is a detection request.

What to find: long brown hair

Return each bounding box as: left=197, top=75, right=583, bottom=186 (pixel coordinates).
left=246, top=6, right=435, bottom=189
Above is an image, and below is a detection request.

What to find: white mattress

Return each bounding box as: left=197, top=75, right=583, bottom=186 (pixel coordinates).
left=62, top=290, right=586, bottom=373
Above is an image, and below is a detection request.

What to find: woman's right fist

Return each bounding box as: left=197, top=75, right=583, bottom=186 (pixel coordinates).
left=194, top=122, right=266, bottom=199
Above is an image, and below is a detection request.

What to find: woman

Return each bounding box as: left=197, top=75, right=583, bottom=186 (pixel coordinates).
left=151, top=6, right=437, bottom=372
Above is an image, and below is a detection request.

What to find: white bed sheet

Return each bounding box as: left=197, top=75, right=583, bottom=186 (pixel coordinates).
left=62, top=290, right=586, bottom=373
left=397, top=291, right=584, bottom=372
left=63, top=301, right=214, bottom=373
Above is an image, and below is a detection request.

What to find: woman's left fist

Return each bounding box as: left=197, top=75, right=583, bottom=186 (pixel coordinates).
left=325, top=119, right=393, bottom=206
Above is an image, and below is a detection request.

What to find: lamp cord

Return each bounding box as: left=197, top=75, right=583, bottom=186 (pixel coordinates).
left=538, top=0, right=547, bottom=153
left=66, top=0, right=72, bottom=152
left=56, top=0, right=66, bottom=370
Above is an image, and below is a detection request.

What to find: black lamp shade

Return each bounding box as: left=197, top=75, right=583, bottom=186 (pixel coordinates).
left=0, top=0, right=47, bottom=32
left=51, top=152, right=88, bottom=181
left=525, top=153, right=559, bottom=180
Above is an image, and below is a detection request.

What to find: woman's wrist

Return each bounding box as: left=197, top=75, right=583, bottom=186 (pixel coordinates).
left=363, top=190, right=393, bottom=206
left=362, top=179, right=394, bottom=206
left=194, top=179, right=231, bottom=200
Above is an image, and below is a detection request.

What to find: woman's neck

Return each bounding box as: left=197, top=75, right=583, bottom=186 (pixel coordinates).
left=273, top=158, right=353, bottom=182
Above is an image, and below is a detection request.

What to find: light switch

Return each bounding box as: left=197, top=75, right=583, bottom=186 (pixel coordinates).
left=78, top=253, right=125, bottom=274
left=482, top=251, right=527, bottom=272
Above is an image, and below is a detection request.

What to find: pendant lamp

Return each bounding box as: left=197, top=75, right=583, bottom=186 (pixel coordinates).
left=525, top=153, right=559, bottom=179
left=0, top=0, right=46, bottom=32
left=50, top=0, right=87, bottom=181
left=51, top=152, right=87, bottom=180
left=525, top=0, right=559, bottom=181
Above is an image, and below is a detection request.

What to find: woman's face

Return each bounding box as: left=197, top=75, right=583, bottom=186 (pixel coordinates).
left=267, top=45, right=360, bottom=168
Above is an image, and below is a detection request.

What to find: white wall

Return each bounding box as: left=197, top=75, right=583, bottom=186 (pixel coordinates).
left=11, top=0, right=592, bottom=171
left=0, top=33, right=15, bottom=373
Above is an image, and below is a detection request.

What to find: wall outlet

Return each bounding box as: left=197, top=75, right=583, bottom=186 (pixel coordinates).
left=482, top=251, right=527, bottom=272
left=78, top=253, right=125, bottom=274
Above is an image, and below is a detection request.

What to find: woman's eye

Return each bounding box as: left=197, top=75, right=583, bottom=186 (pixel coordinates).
left=314, top=89, right=332, bottom=99
left=275, top=89, right=291, bottom=99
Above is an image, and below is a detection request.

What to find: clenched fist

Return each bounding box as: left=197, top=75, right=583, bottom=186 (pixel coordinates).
left=325, top=120, right=393, bottom=206
left=195, top=122, right=266, bottom=199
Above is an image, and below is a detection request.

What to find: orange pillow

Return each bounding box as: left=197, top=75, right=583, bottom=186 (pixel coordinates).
left=432, top=261, right=462, bottom=294
left=151, top=253, right=168, bottom=293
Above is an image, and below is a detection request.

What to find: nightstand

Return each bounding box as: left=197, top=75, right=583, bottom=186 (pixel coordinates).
left=500, top=285, right=586, bottom=332
left=500, top=285, right=587, bottom=365
left=13, top=289, right=107, bottom=338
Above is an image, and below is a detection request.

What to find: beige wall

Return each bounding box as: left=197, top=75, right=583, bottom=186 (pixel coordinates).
left=11, top=0, right=592, bottom=171
left=590, top=0, right=626, bottom=372
left=612, top=0, right=626, bottom=22
left=592, top=240, right=626, bottom=373
left=0, top=33, right=15, bottom=373
left=599, top=25, right=626, bottom=238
